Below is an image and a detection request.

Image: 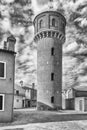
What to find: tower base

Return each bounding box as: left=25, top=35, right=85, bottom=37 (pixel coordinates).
left=37, top=102, right=61, bottom=111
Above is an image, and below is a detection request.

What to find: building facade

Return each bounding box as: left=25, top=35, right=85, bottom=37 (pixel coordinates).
left=0, top=35, right=16, bottom=122
left=14, top=84, right=25, bottom=109
left=34, top=11, right=66, bottom=110
left=63, top=87, right=87, bottom=111
left=75, top=97, right=87, bottom=112
left=22, top=86, right=37, bottom=108
left=14, top=85, right=37, bottom=109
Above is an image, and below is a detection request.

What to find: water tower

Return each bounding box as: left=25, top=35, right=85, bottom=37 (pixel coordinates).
left=33, top=2, right=66, bottom=110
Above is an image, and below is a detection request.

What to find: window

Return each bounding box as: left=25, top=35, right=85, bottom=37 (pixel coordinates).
left=51, top=47, right=54, bottom=56
left=17, top=99, right=19, bottom=102
left=51, top=96, right=54, bottom=103
left=16, top=90, right=19, bottom=95
left=32, top=83, right=35, bottom=89
left=0, top=94, right=4, bottom=111
left=51, top=73, right=54, bottom=81
left=52, top=18, right=55, bottom=26
left=4, top=41, right=7, bottom=50
left=39, top=19, right=43, bottom=28
left=0, top=61, right=6, bottom=79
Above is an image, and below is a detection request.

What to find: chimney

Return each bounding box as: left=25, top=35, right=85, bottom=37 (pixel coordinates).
left=7, top=35, right=16, bottom=52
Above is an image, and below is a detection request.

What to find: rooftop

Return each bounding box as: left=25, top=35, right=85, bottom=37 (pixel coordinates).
left=22, top=86, right=37, bottom=90
left=74, top=86, right=87, bottom=92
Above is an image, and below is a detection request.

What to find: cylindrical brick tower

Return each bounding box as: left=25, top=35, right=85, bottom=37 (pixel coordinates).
left=34, top=10, right=66, bottom=110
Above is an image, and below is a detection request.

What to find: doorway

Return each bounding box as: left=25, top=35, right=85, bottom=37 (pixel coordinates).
left=22, top=100, right=25, bottom=108
left=79, top=100, right=83, bottom=111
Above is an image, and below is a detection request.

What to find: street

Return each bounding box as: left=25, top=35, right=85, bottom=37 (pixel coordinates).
left=0, top=109, right=87, bottom=130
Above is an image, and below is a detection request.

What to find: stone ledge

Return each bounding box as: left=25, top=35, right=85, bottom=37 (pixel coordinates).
left=34, top=30, right=65, bottom=43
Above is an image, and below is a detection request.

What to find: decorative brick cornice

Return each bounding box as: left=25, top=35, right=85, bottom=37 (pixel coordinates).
left=34, top=30, right=65, bottom=43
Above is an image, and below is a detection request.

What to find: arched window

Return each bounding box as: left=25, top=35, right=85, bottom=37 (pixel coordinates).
left=39, top=19, right=43, bottom=28
left=52, top=18, right=55, bottom=26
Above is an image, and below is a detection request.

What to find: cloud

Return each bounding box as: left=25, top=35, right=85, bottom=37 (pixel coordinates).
left=3, top=0, right=15, bottom=3
left=37, top=0, right=49, bottom=5
left=63, top=42, right=79, bottom=54
left=31, top=0, right=61, bottom=16
left=0, top=5, right=10, bottom=17
left=78, top=75, right=87, bottom=82
left=11, top=25, right=25, bottom=36
left=80, top=18, right=87, bottom=27
left=1, top=18, right=11, bottom=32
left=1, top=0, right=87, bottom=89
left=0, top=0, right=37, bottom=87
left=75, top=17, right=87, bottom=27
left=31, top=0, right=40, bottom=14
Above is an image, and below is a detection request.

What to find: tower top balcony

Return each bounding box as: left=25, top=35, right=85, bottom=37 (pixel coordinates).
left=33, top=10, right=66, bottom=35
left=33, top=10, right=66, bottom=43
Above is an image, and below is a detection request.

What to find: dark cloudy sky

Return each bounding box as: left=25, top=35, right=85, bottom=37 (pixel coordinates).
left=0, top=0, right=87, bottom=89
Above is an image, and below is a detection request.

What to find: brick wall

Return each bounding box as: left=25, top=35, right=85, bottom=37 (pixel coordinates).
left=34, top=11, right=66, bottom=110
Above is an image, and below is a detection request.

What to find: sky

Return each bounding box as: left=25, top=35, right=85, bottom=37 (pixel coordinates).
left=0, top=0, right=87, bottom=89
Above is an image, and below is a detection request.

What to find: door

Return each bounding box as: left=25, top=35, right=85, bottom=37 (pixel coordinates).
left=28, top=101, right=30, bottom=107
left=22, top=100, right=25, bottom=108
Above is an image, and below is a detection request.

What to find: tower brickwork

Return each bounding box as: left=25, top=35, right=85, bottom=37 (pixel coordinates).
left=34, top=11, right=66, bottom=110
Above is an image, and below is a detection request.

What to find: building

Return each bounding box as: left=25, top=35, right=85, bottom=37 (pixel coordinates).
left=64, top=87, right=87, bottom=111
left=73, top=87, right=87, bottom=111
left=33, top=8, right=66, bottom=110
left=14, top=84, right=37, bottom=108
left=22, top=86, right=37, bottom=108
left=0, top=35, right=16, bottom=122
left=14, top=84, right=25, bottom=109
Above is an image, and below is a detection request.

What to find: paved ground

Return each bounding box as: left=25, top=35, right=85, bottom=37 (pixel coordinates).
left=0, top=109, right=87, bottom=130
left=1, top=121, right=87, bottom=130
